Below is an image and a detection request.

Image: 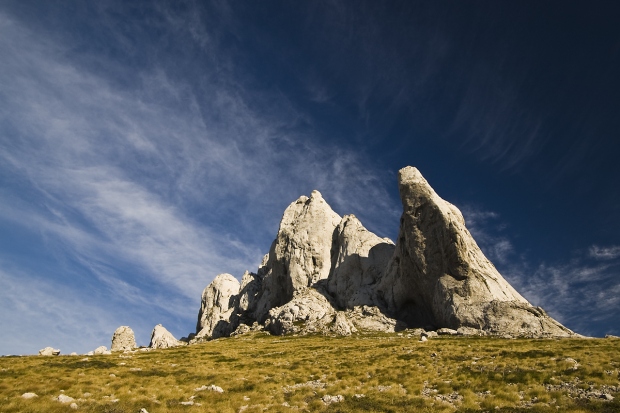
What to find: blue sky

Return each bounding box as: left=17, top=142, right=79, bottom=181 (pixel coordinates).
left=1, top=1, right=619, bottom=355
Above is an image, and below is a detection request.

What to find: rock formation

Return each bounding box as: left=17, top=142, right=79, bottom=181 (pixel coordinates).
left=150, top=324, right=185, bottom=349
left=38, top=347, right=60, bottom=356
left=93, top=345, right=111, bottom=355
left=111, top=326, right=137, bottom=352
left=193, top=166, right=576, bottom=339
left=196, top=273, right=240, bottom=339
left=377, top=167, right=573, bottom=337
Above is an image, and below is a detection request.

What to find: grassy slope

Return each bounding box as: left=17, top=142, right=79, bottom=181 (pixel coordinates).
left=1, top=333, right=619, bottom=413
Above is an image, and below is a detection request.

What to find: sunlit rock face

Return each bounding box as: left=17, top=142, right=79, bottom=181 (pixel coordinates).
left=195, top=166, right=576, bottom=338
left=196, top=273, right=240, bottom=339
left=377, top=166, right=573, bottom=337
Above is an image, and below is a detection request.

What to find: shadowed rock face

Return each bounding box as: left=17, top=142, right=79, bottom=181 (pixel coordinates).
left=195, top=166, right=576, bottom=338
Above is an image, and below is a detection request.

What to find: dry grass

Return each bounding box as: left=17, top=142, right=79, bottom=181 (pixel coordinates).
left=1, top=333, right=619, bottom=412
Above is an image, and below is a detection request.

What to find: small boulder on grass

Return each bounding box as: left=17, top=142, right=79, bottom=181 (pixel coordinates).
left=194, top=384, right=224, bottom=393
left=56, top=394, right=75, bottom=403
left=38, top=347, right=60, bottom=356
left=21, top=392, right=38, bottom=399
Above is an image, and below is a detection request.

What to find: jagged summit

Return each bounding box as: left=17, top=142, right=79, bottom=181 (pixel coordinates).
left=194, top=166, right=576, bottom=340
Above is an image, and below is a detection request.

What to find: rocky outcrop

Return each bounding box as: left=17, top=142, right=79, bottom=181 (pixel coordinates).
left=191, top=166, right=576, bottom=339
left=150, top=324, right=185, bottom=349
left=377, top=166, right=574, bottom=337
left=38, top=347, right=60, bottom=356
left=328, top=214, right=394, bottom=309
left=196, top=273, right=240, bottom=339
left=254, top=191, right=341, bottom=322
left=111, top=326, right=137, bottom=352
left=94, top=346, right=111, bottom=355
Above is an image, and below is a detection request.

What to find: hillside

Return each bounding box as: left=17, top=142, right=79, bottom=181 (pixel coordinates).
left=1, top=333, right=618, bottom=412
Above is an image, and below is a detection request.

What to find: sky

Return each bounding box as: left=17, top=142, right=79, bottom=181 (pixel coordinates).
left=1, top=1, right=619, bottom=355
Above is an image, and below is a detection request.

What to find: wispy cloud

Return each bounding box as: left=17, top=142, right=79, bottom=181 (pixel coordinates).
left=589, top=245, right=620, bottom=260
left=0, top=6, right=401, bottom=353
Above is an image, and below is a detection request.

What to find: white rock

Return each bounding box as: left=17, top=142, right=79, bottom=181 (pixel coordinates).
left=69, top=352, right=78, bottom=356
left=93, top=346, right=110, bottom=355
left=56, top=394, right=75, bottom=403
left=254, top=190, right=342, bottom=322
left=38, top=347, right=60, bottom=356
left=378, top=166, right=576, bottom=337
left=267, top=288, right=337, bottom=335
left=328, top=215, right=394, bottom=309
left=140, top=409, right=150, bottom=413
left=111, top=326, right=137, bottom=352
left=322, top=394, right=344, bottom=404
left=196, top=273, right=241, bottom=339
left=21, top=392, right=38, bottom=399
left=70, top=402, right=78, bottom=409
left=194, top=384, right=224, bottom=393
left=437, top=328, right=458, bottom=336
left=332, top=312, right=354, bottom=336
left=149, top=324, right=185, bottom=349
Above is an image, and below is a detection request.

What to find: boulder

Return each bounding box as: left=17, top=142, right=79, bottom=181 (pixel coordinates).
left=196, top=273, right=240, bottom=339
left=437, top=328, right=458, bottom=336
left=93, top=346, right=111, bottom=355
left=378, top=166, right=575, bottom=337
left=56, top=394, right=75, bottom=403
left=21, top=392, right=38, bottom=399
left=149, top=324, right=185, bottom=349
left=267, top=287, right=337, bottom=335
left=254, top=191, right=341, bottom=321
left=111, top=326, right=137, bottom=352
left=344, top=305, right=398, bottom=333
left=332, top=312, right=355, bottom=336
left=38, top=347, right=60, bottom=356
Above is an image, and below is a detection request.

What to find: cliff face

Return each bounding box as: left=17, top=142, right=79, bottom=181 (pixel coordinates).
left=195, top=166, right=576, bottom=339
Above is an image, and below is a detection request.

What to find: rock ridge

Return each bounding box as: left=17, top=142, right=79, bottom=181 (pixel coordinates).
left=194, top=166, right=576, bottom=339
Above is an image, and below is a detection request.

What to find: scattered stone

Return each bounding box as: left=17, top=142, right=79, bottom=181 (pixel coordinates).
left=322, top=395, right=344, bottom=404
left=180, top=401, right=194, bottom=406
left=149, top=324, right=185, bottom=349
left=111, top=326, right=137, bottom=352
left=282, top=380, right=326, bottom=393
left=140, top=409, right=149, bottom=413
left=422, top=331, right=438, bottom=339
left=86, top=351, right=94, bottom=356
left=21, top=392, right=38, bottom=399
left=194, top=384, right=224, bottom=393
left=603, top=394, right=614, bottom=401
left=70, top=402, right=78, bottom=409
left=38, top=347, right=60, bottom=356
left=332, top=312, right=354, bottom=336
left=437, top=328, right=458, bottom=335
left=419, top=336, right=428, bottom=342
left=109, top=373, right=116, bottom=378
left=354, top=394, right=366, bottom=398
left=56, top=394, right=75, bottom=403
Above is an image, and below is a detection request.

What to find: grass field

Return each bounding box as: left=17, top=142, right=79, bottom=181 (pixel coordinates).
left=1, top=332, right=619, bottom=412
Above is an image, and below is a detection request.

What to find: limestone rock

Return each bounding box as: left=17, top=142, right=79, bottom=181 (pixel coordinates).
left=21, top=392, right=38, bottom=399
left=344, top=305, right=398, bottom=333
left=437, top=328, right=458, bottom=336
left=254, top=191, right=341, bottom=322
left=56, top=394, right=75, bottom=403
left=378, top=166, right=575, bottom=337
left=332, top=312, right=355, bottom=336
left=38, top=347, right=60, bottom=356
left=93, top=346, right=111, bottom=355
left=196, top=273, right=240, bottom=339
left=111, top=326, right=137, bottom=352
left=267, top=287, right=337, bottom=335
left=328, top=215, right=395, bottom=309
left=149, top=324, right=185, bottom=349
